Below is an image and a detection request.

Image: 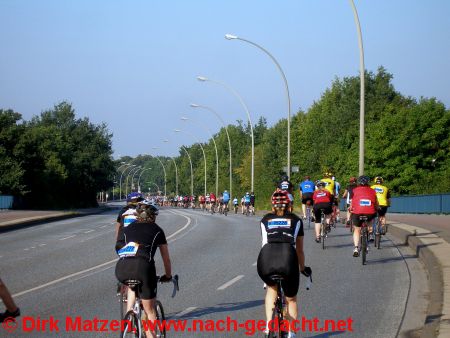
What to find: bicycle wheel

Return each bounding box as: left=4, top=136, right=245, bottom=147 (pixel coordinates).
left=375, top=219, right=381, bottom=249
left=268, top=303, right=285, bottom=338
left=122, top=310, right=141, bottom=338
left=224, top=206, right=228, bottom=216
left=306, top=208, right=311, bottom=229
left=155, top=301, right=166, bottom=338
left=361, top=228, right=367, bottom=265
left=119, top=284, right=127, bottom=326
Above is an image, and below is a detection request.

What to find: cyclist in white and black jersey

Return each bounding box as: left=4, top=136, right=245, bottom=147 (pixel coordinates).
left=257, top=189, right=311, bottom=338
left=115, top=201, right=172, bottom=338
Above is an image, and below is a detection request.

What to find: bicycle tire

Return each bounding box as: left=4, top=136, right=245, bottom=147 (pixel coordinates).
left=155, top=300, right=166, bottom=338
left=122, top=310, right=141, bottom=338
left=361, top=228, right=367, bottom=265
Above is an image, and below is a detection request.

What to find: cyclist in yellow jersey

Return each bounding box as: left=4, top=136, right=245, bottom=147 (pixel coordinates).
left=371, top=176, right=391, bottom=234
left=320, top=172, right=335, bottom=196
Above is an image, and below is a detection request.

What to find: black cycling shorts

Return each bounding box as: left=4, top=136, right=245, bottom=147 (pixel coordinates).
left=257, top=243, right=299, bottom=298
left=351, top=213, right=376, bottom=227
left=377, top=206, right=388, bottom=217
left=313, top=202, right=332, bottom=221
left=115, top=257, right=157, bottom=300
left=301, top=193, right=314, bottom=205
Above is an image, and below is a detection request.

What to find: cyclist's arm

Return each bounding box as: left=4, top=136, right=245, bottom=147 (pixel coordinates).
left=296, top=235, right=305, bottom=271
left=159, top=244, right=172, bottom=278
left=115, top=227, right=125, bottom=253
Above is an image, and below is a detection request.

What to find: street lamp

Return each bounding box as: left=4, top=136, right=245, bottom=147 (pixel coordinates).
left=180, top=145, right=194, bottom=197
left=181, top=116, right=219, bottom=197
left=119, top=164, right=136, bottom=200
left=349, top=0, right=365, bottom=175
left=126, top=166, right=141, bottom=196
left=190, top=102, right=233, bottom=199
left=150, top=148, right=168, bottom=198
left=195, top=76, right=253, bottom=192
left=174, top=129, right=207, bottom=196
left=225, top=34, right=292, bottom=179
left=114, top=162, right=129, bottom=200
left=137, top=168, right=152, bottom=193
left=162, top=140, right=179, bottom=196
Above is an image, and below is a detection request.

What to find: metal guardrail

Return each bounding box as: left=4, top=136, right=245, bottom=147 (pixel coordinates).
left=0, top=195, right=14, bottom=209
left=340, top=193, right=450, bottom=214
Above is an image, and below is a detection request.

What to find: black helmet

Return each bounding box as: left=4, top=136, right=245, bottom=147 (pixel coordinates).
left=357, top=175, right=370, bottom=186
left=281, top=175, right=289, bottom=181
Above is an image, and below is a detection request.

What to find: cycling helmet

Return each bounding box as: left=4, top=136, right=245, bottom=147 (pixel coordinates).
left=316, top=181, right=326, bottom=188
left=375, top=176, right=384, bottom=184
left=271, top=190, right=290, bottom=207
left=349, top=177, right=357, bottom=183
left=304, top=176, right=310, bottom=180
left=323, top=172, right=332, bottom=178
left=357, top=175, right=370, bottom=186
left=127, top=192, right=144, bottom=203
left=281, top=175, right=289, bottom=181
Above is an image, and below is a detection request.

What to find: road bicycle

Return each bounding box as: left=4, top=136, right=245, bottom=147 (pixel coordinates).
left=305, top=202, right=312, bottom=230
left=119, top=275, right=179, bottom=338
left=233, top=203, right=238, bottom=214
left=373, top=215, right=384, bottom=249
left=222, top=203, right=229, bottom=216
left=267, top=274, right=312, bottom=338
left=244, top=203, right=251, bottom=217
left=319, top=209, right=329, bottom=250
left=358, top=216, right=370, bottom=265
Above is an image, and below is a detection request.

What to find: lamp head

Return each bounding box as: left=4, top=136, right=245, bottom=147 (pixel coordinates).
left=225, top=34, right=238, bottom=40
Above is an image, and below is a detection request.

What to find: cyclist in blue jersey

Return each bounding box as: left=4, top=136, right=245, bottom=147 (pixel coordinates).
left=222, top=190, right=230, bottom=213
left=332, top=176, right=341, bottom=223
left=243, top=192, right=251, bottom=214
left=299, top=176, right=315, bottom=220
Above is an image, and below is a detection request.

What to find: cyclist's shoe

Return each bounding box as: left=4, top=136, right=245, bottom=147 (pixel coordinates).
left=346, top=220, right=351, bottom=227
left=353, top=247, right=359, bottom=257
left=315, top=236, right=321, bottom=243
left=0, top=308, right=20, bottom=323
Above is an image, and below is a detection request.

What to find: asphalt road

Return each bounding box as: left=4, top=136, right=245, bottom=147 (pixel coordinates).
left=0, top=206, right=428, bottom=337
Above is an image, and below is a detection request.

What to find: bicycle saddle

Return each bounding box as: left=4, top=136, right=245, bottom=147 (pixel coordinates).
left=269, top=274, right=285, bottom=282
left=123, top=279, right=141, bottom=287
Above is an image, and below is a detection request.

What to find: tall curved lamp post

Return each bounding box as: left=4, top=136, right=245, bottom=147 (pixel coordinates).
left=119, top=164, right=136, bottom=200
left=180, top=145, right=194, bottom=197
left=174, top=129, right=207, bottom=196
left=126, top=166, right=141, bottom=196
left=195, top=76, right=254, bottom=192
left=181, top=116, right=219, bottom=197
left=190, top=102, right=233, bottom=199
left=349, top=0, right=365, bottom=175
left=225, top=34, right=292, bottom=179
left=162, top=140, right=179, bottom=196
left=150, top=148, right=168, bottom=198
left=115, top=162, right=129, bottom=200
left=137, top=167, right=152, bottom=193
left=131, top=166, right=144, bottom=193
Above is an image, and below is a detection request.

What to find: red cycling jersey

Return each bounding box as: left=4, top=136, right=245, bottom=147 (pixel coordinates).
left=351, top=186, right=377, bottom=214
left=210, top=194, right=216, bottom=202
left=313, top=189, right=332, bottom=204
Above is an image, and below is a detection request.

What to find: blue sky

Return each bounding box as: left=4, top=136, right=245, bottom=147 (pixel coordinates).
left=1, top=0, right=449, bottom=158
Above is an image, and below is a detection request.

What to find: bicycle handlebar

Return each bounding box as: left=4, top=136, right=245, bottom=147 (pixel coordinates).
left=156, top=274, right=179, bottom=298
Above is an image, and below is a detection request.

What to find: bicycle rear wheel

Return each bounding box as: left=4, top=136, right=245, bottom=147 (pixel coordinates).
left=361, top=228, right=367, bottom=265
left=122, top=310, right=141, bottom=338
left=155, top=300, right=166, bottom=338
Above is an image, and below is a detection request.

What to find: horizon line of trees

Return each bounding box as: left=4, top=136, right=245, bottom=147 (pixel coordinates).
left=1, top=67, right=448, bottom=209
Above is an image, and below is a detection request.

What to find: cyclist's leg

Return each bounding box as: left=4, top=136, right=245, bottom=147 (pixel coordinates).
left=301, top=201, right=306, bottom=219
left=313, top=207, right=321, bottom=241
left=264, top=284, right=278, bottom=334
left=126, top=287, right=135, bottom=312
left=141, top=298, right=157, bottom=338
left=352, top=215, right=361, bottom=254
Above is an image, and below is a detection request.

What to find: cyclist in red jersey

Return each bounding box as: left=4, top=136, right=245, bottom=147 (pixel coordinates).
left=350, top=176, right=378, bottom=257
left=312, top=182, right=333, bottom=243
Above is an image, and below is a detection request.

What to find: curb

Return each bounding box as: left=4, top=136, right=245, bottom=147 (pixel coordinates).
left=389, top=221, right=450, bottom=338
left=0, top=207, right=117, bottom=233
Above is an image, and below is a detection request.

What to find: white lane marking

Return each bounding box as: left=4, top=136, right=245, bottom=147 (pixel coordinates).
left=217, top=275, right=244, bottom=290
left=12, top=259, right=118, bottom=298
left=84, top=230, right=95, bottom=234
left=166, top=210, right=191, bottom=240
left=31, top=246, right=36, bottom=249
left=39, top=244, right=46, bottom=247
left=174, top=307, right=197, bottom=318
left=12, top=210, right=192, bottom=299
left=59, top=235, right=76, bottom=241
left=99, top=225, right=109, bottom=228
left=252, top=262, right=257, bottom=266
left=24, top=248, right=29, bottom=251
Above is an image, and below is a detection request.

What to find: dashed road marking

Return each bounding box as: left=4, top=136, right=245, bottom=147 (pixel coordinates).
left=39, top=244, right=46, bottom=247
left=174, top=307, right=197, bottom=318
left=217, top=275, right=244, bottom=290
left=252, top=262, right=257, bottom=266
left=84, top=230, right=95, bottom=234
left=59, top=235, right=76, bottom=241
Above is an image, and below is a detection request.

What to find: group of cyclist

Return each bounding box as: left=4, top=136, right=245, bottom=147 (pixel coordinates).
left=298, top=172, right=391, bottom=257
left=114, top=172, right=389, bottom=337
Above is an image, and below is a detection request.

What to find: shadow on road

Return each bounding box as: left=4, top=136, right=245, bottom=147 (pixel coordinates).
left=168, top=300, right=264, bottom=319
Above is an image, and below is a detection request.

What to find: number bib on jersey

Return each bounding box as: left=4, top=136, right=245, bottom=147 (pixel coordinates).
left=359, top=199, right=372, bottom=206
left=374, top=187, right=384, bottom=194
left=118, top=242, right=139, bottom=257
left=268, top=218, right=291, bottom=229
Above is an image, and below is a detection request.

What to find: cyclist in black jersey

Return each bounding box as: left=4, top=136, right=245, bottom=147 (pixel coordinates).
left=115, top=192, right=144, bottom=238
left=115, top=201, right=172, bottom=338
left=257, top=189, right=311, bottom=338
